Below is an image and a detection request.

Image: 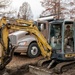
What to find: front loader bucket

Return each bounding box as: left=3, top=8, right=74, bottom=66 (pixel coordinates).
left=28, top=59, right=55, bottom=75
left=29, top=65, right=52, bottom=75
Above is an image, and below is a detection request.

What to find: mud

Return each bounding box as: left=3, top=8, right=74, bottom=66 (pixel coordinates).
left=0, top=64, right=35, bottom=75
left=1, top=65, right=75, bottom=75
left=0, top=54, right=42, bottom=75
left=0, top=54, right=75, bottom=75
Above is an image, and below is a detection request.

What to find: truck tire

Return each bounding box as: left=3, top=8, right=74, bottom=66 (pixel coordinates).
left=27, top=42, right=40, bottom=58
left=14, top=52, right=20, bottom=55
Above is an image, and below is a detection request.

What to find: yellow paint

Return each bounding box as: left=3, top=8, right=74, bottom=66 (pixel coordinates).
left=65, top=54, right=75, bottom=58
left=0, top=17, right=52, bottom=66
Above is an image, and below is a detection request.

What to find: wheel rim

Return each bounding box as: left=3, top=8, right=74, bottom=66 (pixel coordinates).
left=31, top=46, right=38, bottom=55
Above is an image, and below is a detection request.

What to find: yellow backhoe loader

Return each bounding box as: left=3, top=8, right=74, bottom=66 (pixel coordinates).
left=0, top=17, right=75, bottom=74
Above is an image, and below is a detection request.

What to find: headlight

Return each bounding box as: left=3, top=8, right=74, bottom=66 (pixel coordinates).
left=18, top=41, right=27, bottom=45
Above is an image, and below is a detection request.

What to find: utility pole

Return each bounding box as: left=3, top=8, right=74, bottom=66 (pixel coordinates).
left=53, top=0, right=61, bottom=19
left=58, top=0, right=60, bottom=19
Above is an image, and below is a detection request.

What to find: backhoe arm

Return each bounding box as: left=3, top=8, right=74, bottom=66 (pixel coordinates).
left=0, top=17, right=52, bottom=69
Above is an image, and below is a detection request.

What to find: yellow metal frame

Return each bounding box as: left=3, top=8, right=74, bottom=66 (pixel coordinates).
left=65, top=54, right=75, bottom=58
left=0, top=17, right=52, bottom=66
left=8, top=19, right=52, bottom=59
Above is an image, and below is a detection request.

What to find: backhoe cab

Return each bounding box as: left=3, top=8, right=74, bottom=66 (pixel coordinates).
left=49, top=19, right=75, bottom=60
left=38, top=19, right=75, bottom=60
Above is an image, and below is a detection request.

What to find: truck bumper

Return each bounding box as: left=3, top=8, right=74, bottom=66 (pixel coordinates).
left=14, top=46, right=28, bottom=53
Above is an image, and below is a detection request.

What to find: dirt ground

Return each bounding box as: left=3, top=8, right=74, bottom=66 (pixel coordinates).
left=0, top=54, right=42, bottom=75
left=7, top=54, right=42, bottom=69
left=0, top=54, right=75, bottom=75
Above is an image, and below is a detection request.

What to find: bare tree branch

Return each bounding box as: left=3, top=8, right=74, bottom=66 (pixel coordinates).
left=40, top=0, right=75, bottom=19
left=0, top=0, right=11, bottom=8
left=18, top=2, right=33, bottom=20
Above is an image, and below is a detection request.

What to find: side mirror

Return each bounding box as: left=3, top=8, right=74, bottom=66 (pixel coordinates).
left=40, top=24, right=44, bottom=31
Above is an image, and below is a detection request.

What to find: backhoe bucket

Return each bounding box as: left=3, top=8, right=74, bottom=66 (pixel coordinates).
left=29, top=65, right=52, bottom=75
left=28, top=59, right=55, bottom=75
